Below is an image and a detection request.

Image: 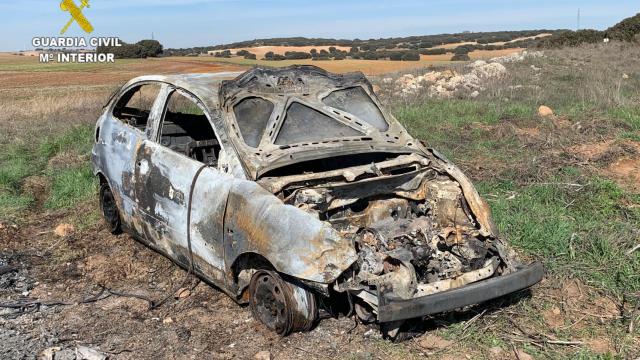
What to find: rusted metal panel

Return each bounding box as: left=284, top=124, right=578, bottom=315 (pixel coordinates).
left=223, top=179, right=358, bottom=283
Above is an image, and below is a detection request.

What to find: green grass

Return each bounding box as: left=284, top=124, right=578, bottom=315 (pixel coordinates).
left=0, top=124, right=96, bottom=220
left=38, top=125, right=95, bottom=159
left=610, top=106, right=640, bottom=131
left=394, top=99, right=533, bottom=161
left=0, top=191, right=33, bottom=219
left=478, top=176, right=640, bottom=294
left=44, top=164, right=96, bottom=209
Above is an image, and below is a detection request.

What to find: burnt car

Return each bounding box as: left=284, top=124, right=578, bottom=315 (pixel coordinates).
left=92, top=65, right=543, bottom=338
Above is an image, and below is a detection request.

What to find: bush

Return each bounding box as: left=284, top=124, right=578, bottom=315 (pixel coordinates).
left=451, top=53, right=470, bottom=61
left=401, top=51, right=420, bottom=61
left=284, top=51, right=311, bottom=59
left=420, top=48, right=448, bottom=55
left=389, top=52, right=403, bottom=61
left=244, top=53, right=256, bottom=60
left=213, top=50, right=231, bottom=58
left=540, top=29, right=604, bottom=48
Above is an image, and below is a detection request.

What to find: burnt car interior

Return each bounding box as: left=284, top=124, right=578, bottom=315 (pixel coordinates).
left=113, top=83, right=160, bottom=130
left=159, top=91, right=221, bottom=166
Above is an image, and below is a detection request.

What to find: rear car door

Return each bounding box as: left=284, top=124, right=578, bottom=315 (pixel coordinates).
left=133, top=87, right=230, bottom=285
left=97, top=82, right=165, bottom=234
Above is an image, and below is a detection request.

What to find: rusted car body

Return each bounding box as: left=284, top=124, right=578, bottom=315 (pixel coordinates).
left=92, top=66, right=543, bottom=338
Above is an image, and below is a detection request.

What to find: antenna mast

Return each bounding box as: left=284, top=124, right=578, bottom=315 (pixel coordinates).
left=577, top=8, right=581, bottom=31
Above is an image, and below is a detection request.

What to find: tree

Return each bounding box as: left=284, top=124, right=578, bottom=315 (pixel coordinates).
left=97, top=39, right=163, bottom=59
left=137, top=40, right=163, bottom=57
left=264, top=51, right=275, bottom=59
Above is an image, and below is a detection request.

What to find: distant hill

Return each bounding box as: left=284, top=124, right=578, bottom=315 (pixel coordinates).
left=541, top=12, right=640, bottom=47
left=606, top=12, right=640, bottom=41
left=164, top=30, right=561, bottom=57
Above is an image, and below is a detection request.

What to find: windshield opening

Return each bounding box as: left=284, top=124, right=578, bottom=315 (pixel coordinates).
left=275, top=102, right=363, bottom=145
left=322, top=87, right=388, bottom=131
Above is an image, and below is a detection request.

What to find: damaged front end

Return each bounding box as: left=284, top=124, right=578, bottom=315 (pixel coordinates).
left=259, top=150, right=543, bottom=332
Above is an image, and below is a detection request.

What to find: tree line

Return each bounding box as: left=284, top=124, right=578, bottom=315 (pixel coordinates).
left=540, top=12, right=640, bottom=47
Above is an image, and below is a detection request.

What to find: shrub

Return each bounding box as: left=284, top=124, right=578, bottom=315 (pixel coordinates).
left=420, top=48, right=448, bottom=55
left=401, top=51, right=420, bottom=61
left=284, top=51, right=311, bottom=59
left=451, top=53, right=470, bottom=61
left=540, top=29, right=604, bottom=48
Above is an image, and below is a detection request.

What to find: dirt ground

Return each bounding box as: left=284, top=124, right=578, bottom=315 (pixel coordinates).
left=0, top=204, right=630, bottom=359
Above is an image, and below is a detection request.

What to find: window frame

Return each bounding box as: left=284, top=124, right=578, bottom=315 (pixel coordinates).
left=110, top=81, right=164, bottom=134
left=153, top=86, right=226, bottom=167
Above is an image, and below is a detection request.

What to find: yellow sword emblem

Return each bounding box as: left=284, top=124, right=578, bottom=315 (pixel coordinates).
left=60, top=0, right=94, bottom=34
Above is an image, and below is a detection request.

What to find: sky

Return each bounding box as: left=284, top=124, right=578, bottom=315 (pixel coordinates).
left=0, top=0, right=638, bottom=51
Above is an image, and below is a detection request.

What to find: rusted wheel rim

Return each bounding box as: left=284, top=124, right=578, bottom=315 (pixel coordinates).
left=249, top=270, right=290, bottom=335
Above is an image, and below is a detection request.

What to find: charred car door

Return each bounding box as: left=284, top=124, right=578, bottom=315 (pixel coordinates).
left=97, top=82, right=165, bottom=232
left=133, top=87, right=230, bottom=285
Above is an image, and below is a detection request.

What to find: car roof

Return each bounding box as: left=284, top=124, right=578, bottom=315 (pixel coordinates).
left=124, top=72, right=244, bottom=109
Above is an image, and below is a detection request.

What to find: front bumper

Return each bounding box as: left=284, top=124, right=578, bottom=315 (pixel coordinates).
left=377, top=262, right=544, bottom=322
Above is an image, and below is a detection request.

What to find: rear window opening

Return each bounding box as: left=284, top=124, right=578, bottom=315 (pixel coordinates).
left=260, top=152, right=408, bottom=178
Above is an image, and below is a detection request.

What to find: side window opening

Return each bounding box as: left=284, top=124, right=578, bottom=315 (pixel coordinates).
left=322, top=87, right=389, bottom=131
left=113, top=83, right=161, bottom=129
left=159, top=90, right=221, bottom=167
left=275, top=102, right=363, bottom=145
left=233, top=97, right=274, bottom=148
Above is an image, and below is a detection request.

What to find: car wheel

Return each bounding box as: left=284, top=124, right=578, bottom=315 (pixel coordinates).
left=99, top=183, right=122, bottom=235
left=248, top=270, right=317, bottom=335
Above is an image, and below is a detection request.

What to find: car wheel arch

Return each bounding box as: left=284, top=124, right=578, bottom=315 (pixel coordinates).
left=228, top=251, right=276, bottom=303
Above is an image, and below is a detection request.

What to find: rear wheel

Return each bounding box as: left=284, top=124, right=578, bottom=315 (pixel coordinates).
left=99, top=183, right=122, bottom=235
left=248, top=270, right=317, bottom=335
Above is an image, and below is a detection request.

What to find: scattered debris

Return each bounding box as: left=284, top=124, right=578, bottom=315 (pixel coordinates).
left=537, top=105, right=554, bottom=117
left=37, top=346, right=107, bottom=360
left=491, top=50, right=544, bottom=64
left=54, top=223, right=75, bottom=237
left=76, top=346, right=108, bottom=360
left=542, top=306, right=564, bottom=327
left=418, top=334, right=453, bottom=350
left=389, top=51, right=543, bottom=98
left=0, top=265, right=17, bottom=276
left=175, top=287, right=191, bottom=299
left=254, top=350, right=272, bottom=360
left=515, top=349, right=534, bottom=360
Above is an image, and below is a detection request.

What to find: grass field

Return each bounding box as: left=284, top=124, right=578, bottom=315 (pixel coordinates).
left=0, top=43, right=639, bottom=359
